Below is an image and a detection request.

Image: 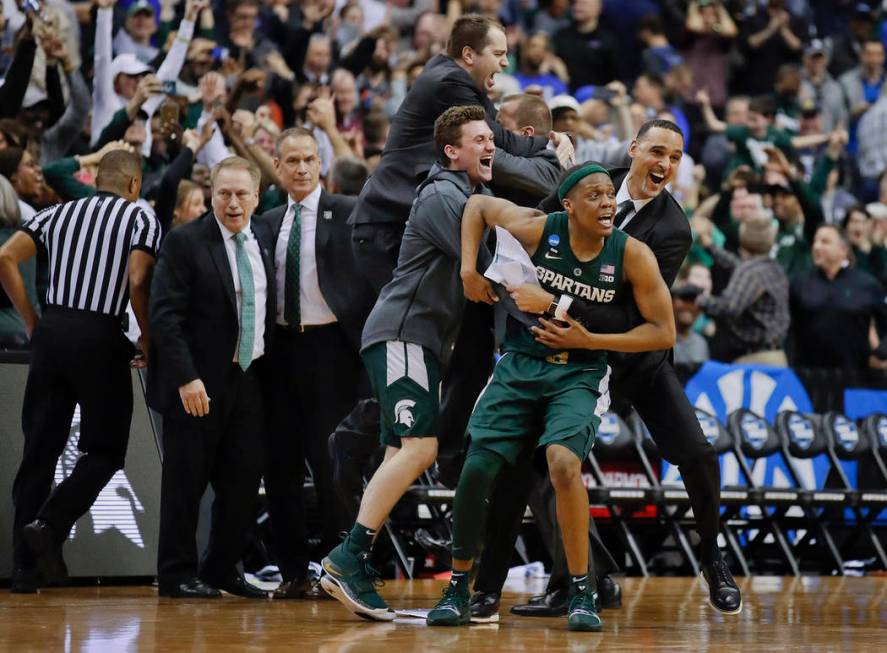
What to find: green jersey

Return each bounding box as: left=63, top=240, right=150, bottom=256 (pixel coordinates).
left=503, top=211, right=629, bottom=364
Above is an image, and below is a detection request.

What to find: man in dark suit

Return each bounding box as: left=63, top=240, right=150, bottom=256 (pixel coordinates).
left=350, top=14, right=562, bottom=294
left=478, top=120, right=742, bottom=616
left=252, top=128, right=374, bottom=600
left=148, top=156, right=275, bottom=599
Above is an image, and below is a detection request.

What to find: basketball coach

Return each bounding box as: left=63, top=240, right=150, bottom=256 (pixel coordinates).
left=148, top=156, right=275, bottom=599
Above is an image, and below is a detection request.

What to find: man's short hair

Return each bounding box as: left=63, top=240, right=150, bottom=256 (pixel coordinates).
left=331, top=156, right=369, bottom=196
left=362, top=112, right=389, bottom=145
left=447, top=14, right=504, bottom=59
left=636, top=118, right=683, bottom=141
left=96, top=150, right=142, bottom=189
left=434, top=105, right=487, bottom=161
left=816, top=223, right=850, bottom=248
left=637, top=13, right=665, bottom=35
left=749, top=95, right=777, bottom=118
left=211, top=156, right=261, bottom=190
left=275, top=127, right=317, bottom=157
left=501, top=93, right=552, bottom=134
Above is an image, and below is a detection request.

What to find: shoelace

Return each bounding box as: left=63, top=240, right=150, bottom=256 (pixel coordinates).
left=358, top=552, right=384, bottom=589
left=709, top=561, right=738, bottom=590
left=569, top=591, right=598, bottom=614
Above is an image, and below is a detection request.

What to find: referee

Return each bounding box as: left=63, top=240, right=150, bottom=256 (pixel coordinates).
left=0, top=150, right=159, bottom=594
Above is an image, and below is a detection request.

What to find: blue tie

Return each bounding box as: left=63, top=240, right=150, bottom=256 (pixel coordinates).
left=234, top=231, right=255, bottom=371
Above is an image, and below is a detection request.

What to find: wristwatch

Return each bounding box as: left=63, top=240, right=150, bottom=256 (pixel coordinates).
left=547, top=296, right=560, bottom=317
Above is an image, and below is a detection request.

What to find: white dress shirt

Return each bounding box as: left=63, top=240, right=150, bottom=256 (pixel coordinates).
left=274, top=185, right=338, bottom=327
left=615, top=178, right=654, bottom=230
left=214, top=216, right=267, bottom=363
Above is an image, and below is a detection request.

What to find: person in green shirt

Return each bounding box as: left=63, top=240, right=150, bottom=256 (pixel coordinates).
left=425, top=164, right=675, bottom=631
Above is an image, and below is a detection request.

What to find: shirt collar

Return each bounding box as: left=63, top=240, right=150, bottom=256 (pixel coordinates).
left=214, top=214, right=252, bottom=240
left=287, top=184, right=321, bottom=215
left=616, top=177, right=654, bottom=214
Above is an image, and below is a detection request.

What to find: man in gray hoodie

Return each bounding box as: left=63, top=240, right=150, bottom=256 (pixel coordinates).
left=321, top=105, right=497, bottom=622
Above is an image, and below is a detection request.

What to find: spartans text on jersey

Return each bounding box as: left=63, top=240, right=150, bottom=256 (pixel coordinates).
left=536, top=265, right=616, bottom=302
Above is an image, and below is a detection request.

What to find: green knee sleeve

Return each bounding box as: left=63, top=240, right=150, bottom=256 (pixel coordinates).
left=451, top=445, right=506, bottom=561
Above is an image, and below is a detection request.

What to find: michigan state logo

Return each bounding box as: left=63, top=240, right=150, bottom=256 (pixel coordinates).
left=394, top=399, right=417, bottom=427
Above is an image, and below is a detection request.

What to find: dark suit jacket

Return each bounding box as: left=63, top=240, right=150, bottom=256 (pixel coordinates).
left=253, top=189, right=376, bottom=350
left=147, top=213, right=277, bottom=417
left=351, top=54, right=549, bottom=228
left=539, top=167, right=692, bottom=382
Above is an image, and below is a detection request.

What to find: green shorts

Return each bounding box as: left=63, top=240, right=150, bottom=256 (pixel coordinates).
left=468, top=352, right=611, bottom=464
left=361, top=340, right=441, bottom=448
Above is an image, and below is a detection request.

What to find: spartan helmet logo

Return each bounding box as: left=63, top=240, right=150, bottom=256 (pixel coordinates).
left=394, top=399, right=417, bottom=428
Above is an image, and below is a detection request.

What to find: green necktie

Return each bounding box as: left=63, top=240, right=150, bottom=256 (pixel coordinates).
left=283, top=203, right=301, bottom=327
left=234, top=231, right=255, bottom=371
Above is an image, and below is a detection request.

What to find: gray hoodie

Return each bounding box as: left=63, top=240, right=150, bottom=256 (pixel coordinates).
left=361, top=163, right=492, bottom=367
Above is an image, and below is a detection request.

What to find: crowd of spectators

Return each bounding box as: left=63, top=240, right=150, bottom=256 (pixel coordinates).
left=3, top=0, right=887, bottom=374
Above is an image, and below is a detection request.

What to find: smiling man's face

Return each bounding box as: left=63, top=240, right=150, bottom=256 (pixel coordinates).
left=627, top=126, right=684, bottom=200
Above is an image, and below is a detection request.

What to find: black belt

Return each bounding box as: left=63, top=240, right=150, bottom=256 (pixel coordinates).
left=275, top=323, right=336, bottom=334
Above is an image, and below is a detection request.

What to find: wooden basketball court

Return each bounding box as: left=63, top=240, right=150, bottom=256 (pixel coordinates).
left=1, top=576, right=885, bottom=651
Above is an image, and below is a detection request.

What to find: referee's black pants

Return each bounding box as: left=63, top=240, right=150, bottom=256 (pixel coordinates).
left=476, top=358, right=721, bottom=592
left=157, top=362, right=264, bottom=588
left=12, top=308, right=134, bottom=569
left=263, top=324, right=359, bottom=582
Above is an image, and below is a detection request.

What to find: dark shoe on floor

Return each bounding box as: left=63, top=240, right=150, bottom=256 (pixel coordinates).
left=274, top=574, right=334, bottom=600
left=702, top=560, right=742, bottom=615
left=22, top=520, right=67, bottom=584
left=469, top=591, right=500, bottom=623
left=273, top=578, right=313, bottom=599
left=510, top=587, right=569, bottom=617
left=158, top=578, right=222, bottom=599
left=10, top=567, right=42, bottom=594
left=596, top=575, right=622, bottom=610
left=207, top=574, right=269, bottom=599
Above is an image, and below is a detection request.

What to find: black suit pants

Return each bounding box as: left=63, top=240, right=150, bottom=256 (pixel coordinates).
left=264, top=324, right=360, bottom=581
left=157, top=362, right=264, bottom=586
left=12, top=308, right=133, bottom=569
left=351, top=223, right=404, bottom=295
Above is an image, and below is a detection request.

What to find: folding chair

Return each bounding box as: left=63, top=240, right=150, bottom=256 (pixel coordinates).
left=725, top=409, right=801, bottom=575
left=820, top=412, right=887, bottom=569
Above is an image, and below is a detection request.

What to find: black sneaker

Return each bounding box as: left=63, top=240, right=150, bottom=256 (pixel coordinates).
left=469, top=591, right=500, bottom=623
left=702, top=560, right=742, bottom=615
left=10, top=567, right=42, bottom=594
left=596, top=575, right=622, bottom=610
left=22, top=520, right=68, bottom=585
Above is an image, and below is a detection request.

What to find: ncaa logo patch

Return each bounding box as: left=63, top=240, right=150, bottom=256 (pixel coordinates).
left=394, top=399, right=416, bottom=428
left=877, top=416, right=887, bottom=447
left=740, top=413, right=768, bottom=450
left=548, top=234, right=560, bottom=247
left=832, top=415, right=859, bottom=452
left=788, top=413, right=815, bottom=450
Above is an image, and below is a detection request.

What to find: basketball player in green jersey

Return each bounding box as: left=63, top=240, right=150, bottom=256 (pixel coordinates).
left=426, top=164, right=675, bottom=631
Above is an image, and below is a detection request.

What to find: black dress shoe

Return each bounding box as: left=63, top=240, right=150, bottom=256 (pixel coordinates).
left=596, top=575, right=622, bottom=610
left=22, top=520, right=67, bottom=584
left=208, top=574, right=269, bottom=599
left=510, top=587, right=569, bottom=617
left=10, top=567, right=42, bottom=594
left=702, top=560, right=742, bottom=615
left=273, top=578, right=312, bottom=599
left=159, top=578, right=222, bottom=599
left=469, top=591, right=500, bottom=623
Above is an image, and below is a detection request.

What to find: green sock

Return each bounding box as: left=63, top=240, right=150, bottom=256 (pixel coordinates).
left=570, top=574, right=590, bottom=597
left=449, top=570, right=471, bottom=596
left=346, top=521, right=375, bottom=555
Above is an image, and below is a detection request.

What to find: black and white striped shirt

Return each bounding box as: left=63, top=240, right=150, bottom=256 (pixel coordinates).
left=20, top=192, right=161, bottom=317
